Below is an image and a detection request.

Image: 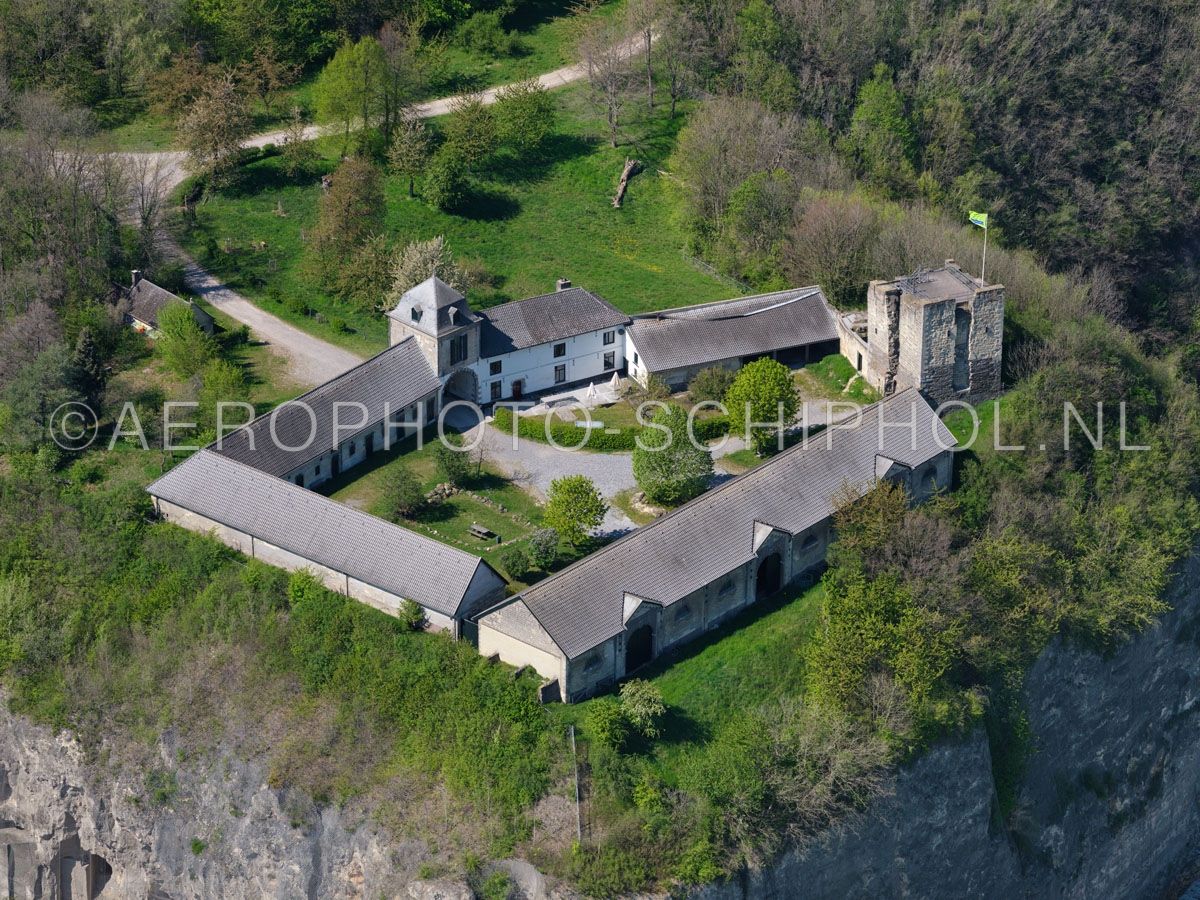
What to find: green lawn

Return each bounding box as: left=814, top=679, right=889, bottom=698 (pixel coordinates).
left=555, top=581, right=825, bottom=770
left=322, top=429, right=546, bottom=568
left=795, top=353, right=881, bottom=405
left=173, top=88, right=733, bottom=355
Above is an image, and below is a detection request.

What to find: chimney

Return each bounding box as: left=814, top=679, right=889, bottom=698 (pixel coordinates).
left=447, top=306, right=458, bottom=325
left=556, top=278, right=572, bottom=292
left=131, top=269, right=142, bottom=287
left=945, top=258, right=957, bottom=268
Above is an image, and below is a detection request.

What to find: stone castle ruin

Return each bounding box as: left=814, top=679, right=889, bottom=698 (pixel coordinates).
left=837, top=260, right=1004, bottom=404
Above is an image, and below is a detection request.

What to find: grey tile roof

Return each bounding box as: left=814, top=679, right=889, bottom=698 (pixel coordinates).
left=478, top=288, right=630, bottom=358
left=212, top=337, right=439, bottom=477
left=127, top=279, right=185, bottom=327
left=627, top=287, right=838, bottom=373
left=387, top=276, right=480, bottom=334
left=485, top=391, right=954, bottom=659
left=147, top=449, right=498, bottom=618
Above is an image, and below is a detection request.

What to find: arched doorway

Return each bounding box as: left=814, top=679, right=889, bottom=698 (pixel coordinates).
left=443, top=369, right=478, bottom=403
left=626, top=624, right=654, bottom=673
left=756, top=552, right=782, bottom=601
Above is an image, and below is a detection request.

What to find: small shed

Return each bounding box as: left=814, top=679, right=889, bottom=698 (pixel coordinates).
left=124, top=271, right=214, bottom=337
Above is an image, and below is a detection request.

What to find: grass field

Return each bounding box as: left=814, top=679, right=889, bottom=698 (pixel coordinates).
left=554, top=581, right=825, bottom=770
left=323, top=428, right=546, bottom=566
left=795, top=353, right=881, bottom=404
left=173, top=88, right=733, bottom=354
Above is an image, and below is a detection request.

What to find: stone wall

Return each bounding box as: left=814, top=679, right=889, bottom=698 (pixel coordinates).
left=697, top=545, right=1200, bottom=900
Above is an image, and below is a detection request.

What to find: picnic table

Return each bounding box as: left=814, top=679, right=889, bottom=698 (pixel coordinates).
left=469, top=524, right=500, bottom=543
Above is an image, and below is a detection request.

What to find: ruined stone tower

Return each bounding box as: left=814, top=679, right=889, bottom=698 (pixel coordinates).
left=845, top=260, right=1003, bottom=405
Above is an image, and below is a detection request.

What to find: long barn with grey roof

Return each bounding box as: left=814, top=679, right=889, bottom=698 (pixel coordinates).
left=477, top=390, right=955, bottom=701
left=625, top=287, right=840, bottom=390
left=148, top=449, right=505, bottom=633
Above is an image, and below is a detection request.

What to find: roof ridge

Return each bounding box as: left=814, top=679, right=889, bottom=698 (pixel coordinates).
left=631, top=286, right=823, bottom=320
left=516, top=390, right=926, bottom=603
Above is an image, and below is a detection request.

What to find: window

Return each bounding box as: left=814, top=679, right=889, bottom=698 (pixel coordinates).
left=856, top=352, right=863, bottom=372
left=603, top=330, right=615, bottom=345
left=490, top=380, right=502, bottom=402
left=603, top=351, right=615, bottom=370
left=348, top=441, right=356, bottom=456
left=632, top=352, right=639, bottom=366
left=553, top=342, right=566, bottom=358
left=294, top=474, right=304, bottom=486
left=315, top=463, right=321, bottom=476
left=490, top=360, right=502, bottom=375
left=448, top=333, right=469, bottom=366
left=410, top=307, right=422, bottom=323
left=554, top=364, right=566, bottom=384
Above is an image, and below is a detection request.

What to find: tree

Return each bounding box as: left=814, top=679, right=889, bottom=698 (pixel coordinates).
left=494, top=78, right=556, bottom=154
left=308, top=156, right=384, bottom=293
left=689, top=366, right=736, bottom=403
left=71, top=327, right=106, bottom=410
left=619, top=679, right=666, bottom=738
left=840, top=63, right=916, bottom=198
left=444, top=93, right=498, bottom=166
left=585, top=698, right=629, bottom=751
left=129, top=155, right=170, bottom=269
left=384, top=464, right=425, bottom=520
left=544, top=475, right=607, bottom=547
left=315, top=37, right=386, bottom=152
left=632, top=403, right=713, bottom=506
left=527, top=527, right=560, bottom=570
left=385, top=236, right=468, bottom=312
left=730, top=0, right=798, bottom=114
left=657, top=5, right=705, bottom=119
left=379, top=20, right=426, bottom=143
left=178, top=70, right=251, bottom=187
left=433, top=442, right=471, bottom=487
left=725, top=357, right=796, bottom=455
left=783, top=193, right=880, bottom=309
left=387, top=113, right=431, bottom=197
left=423, top=147, right=471, bottom=212
left=0, top=344, right=76, bottom=450
left=280, top=106, right=318, bottom=178
left=196, top=357, right=249, bottom=435
left=626, top=0, right=658, bottom=111
left=498, top=544, right=534, bottom=581
left=156, top=304, right=215, bottom=378
left=238, top=42, right=299, bottom=117
left=579, top=17, right=634, bottom=148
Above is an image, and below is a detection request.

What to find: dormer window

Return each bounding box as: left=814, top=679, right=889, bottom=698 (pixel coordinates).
left=410, top=307, right=422, bottom=323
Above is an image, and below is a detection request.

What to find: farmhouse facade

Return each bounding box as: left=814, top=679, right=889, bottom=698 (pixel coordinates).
left=477, top=390, right=954, bottom=701
left=122, top=270, right=214, bottom=337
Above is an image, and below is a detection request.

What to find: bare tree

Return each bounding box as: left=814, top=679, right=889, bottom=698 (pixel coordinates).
left=178, top=70, right=251, bottom=188
left=579, top=18, right=635, bottom=148
left=626, top=0, right=658, bottom=111
left=657, top=6, right=705, bottom=118
left=379, top=19, right=426, bottom=144
left=130, top=155, right=171, bottom=269
left=238, top=42, right=300, bottom=117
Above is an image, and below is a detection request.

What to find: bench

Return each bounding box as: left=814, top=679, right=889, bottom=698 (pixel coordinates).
left=469, top=524, right=499, bottom=543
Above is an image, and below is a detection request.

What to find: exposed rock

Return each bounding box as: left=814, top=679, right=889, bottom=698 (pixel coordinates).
left=406, top=878, right=473, bottom=900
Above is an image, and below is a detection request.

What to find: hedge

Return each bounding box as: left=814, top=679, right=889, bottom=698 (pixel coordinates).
left=491, top=407, right=729, bottom=453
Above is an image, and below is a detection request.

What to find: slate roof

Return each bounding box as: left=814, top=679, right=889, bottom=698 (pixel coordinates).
left=147, top=449, right=498, bottom=618
left=386, top=276, right=480, bottom=334
left=212, top=337, right=438, bottom=477
left=627, top=287, right=838, bottom=373
left=483, top=391, right=954, bottom=659
left=478, top=288, right=629, bottom=358
left=127, top=278, right=185, bottom=328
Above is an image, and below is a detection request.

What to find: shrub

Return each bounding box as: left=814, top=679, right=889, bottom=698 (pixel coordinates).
left=495, top=78, right=556, bottom=153
left=631, top=403, right=714, bottom=506
left=725, top=357, right=797, bottom=455
left=527, top=528, right=559, bottom=570
left=585, top=699, right=628, bottom=751
left=619, top=679, right=666, bottom=739
left=397, top=599, right=426, bottom=631
left=689, top=366, right=736, bottom=403
left=498, top=544, right=533, bottom=581
left=433, top=442, right=471, bottom=487
left=457, top=10, right=520, bottom=56
left=156, top=302, right=215, bottom=378
left=424, top=148, right=471, bottom=211
left=383, top=464, right=424, bottom=520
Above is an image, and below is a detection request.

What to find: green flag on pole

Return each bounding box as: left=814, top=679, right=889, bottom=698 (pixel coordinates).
left=969, top=211, right=990, bottom=281
left=969, top=210, right=989, bottom=229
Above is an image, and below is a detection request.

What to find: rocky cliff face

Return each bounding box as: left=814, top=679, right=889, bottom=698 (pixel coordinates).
left=0, top=715, right=420, bottom=899
left=700, top=547, right=1200, bottom=899
left=3, top=551, right=1199, bottom=899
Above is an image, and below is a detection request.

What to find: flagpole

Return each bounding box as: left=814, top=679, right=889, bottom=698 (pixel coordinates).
left=981, top=223, right=988, bottom=284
